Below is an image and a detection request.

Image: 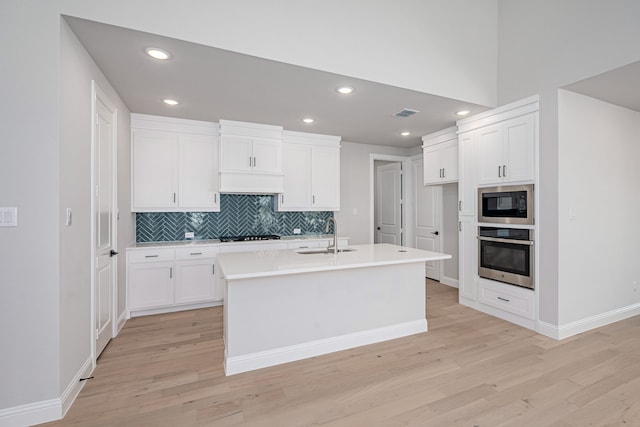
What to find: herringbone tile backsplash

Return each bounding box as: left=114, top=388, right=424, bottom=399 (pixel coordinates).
left=136, top=194, right=333, bottom=242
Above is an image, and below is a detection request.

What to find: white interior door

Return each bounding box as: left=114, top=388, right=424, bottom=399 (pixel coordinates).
left=93, top=83, right=117, bottom=358
left=375, top=162, right=402, bottom=245
left=413, top=159, right=442, bottom=280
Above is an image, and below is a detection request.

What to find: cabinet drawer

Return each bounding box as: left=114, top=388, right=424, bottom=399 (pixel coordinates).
left=478, top=279, right=535, bottom=320
left=128, top=249, right=175, bottom=263
left=175, top=246, right=219, bottom=260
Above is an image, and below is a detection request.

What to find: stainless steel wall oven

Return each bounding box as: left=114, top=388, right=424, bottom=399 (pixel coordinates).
left=478, top=226, right=534, bottom=289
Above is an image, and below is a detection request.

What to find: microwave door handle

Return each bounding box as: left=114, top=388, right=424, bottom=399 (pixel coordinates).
left=477, top=236, right=534, bottom=246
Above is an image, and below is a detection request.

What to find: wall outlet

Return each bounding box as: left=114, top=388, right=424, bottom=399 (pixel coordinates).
left=185, top=231, right=195, bottom=239
left=293, top=228, right=301, bottom=235
left=0, top=207, right=18, bottom=227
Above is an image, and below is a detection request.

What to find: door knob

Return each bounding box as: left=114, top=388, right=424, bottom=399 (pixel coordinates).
left=377, top=227, right=381, bottom=230
left=110, top=249, right=119, bottom=257
left=431, top=231, right=439, bottom=235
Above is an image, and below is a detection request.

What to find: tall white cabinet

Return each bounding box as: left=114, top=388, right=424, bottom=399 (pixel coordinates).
left=456, top=95, right=539, bottom=331
left=131, top=114, right=220, bottom=212
left=276, top=130, right=341, bottom=212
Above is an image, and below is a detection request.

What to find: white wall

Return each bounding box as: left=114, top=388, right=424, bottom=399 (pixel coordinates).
left=558, top=90, right=640, bottom=325
left=0, top=1, right=62, bottom=411
left=336, top=142, right=410, bottom=245
left=497, top=0, right=640, bottom=326
left=59, top=18, right=132, bottom=395
left=57, top=0, right=498, bottom=107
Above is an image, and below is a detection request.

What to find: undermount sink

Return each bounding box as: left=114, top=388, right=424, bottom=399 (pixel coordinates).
left=296, top=248, right=357, bottom=255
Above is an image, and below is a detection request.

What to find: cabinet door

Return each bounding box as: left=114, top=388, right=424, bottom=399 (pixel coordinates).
left=220, top=134, right=253, bottom=172
left=279, top=143, right=312, bottom=210
left=252, top=137, right=282, bottom=173
left=441, top=139, right=458, bottom=182
left=175, top=259, right=216, bottom=304
left=132, top=129, right=178, bottom=210
left=311, top=146, right=340, bottom=210
left=502, top=115, right=534, bottom=183
left=476, top=124, right=503, bottom=185
left=178, top=133, right=219, bottom=210
left=128, top=262, right=174, bottom=310
left=458, top=218, right=477, bottom=301
left=458, top=131, right=476, bottom=217
left=423, top=145, right=443, bottom=185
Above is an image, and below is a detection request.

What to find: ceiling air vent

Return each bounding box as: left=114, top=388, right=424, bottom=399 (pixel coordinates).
left=392, top=108, right=420, bottom=118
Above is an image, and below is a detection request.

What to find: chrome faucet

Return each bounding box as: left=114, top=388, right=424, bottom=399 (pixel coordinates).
left=325, top=217, right=338, bottom=254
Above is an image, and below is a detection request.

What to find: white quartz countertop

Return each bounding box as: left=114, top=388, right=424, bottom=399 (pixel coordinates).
left=218, top=243, right=451, bottom=280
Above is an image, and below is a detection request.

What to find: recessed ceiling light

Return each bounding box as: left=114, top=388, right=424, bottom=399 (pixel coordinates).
left=456, top=109, right=471, bottom=116
left=162, top=98, right=179, bottom=106
left=302, top=118, right=314, bottom=124
left=336, top=86, right=354, bottom=95
left=400, top=131, right=411, bottom=136
left=145, top=48, right=171, bottom=60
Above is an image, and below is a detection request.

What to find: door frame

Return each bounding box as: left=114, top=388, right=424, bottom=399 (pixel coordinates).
left=90, top=80, right=118, bottom=365
left=369, top=154, right=411, bottom=244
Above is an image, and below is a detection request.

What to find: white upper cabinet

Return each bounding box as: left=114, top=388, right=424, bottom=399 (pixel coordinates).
left=476, top=114, right=534, bottom=185
left=219, top=120, right=284, bottom=193
left=131, top=114, right=219, bottom=212
left=277, top=130, right=341, bottom=212
left=422, top=127, right=458, bottom=185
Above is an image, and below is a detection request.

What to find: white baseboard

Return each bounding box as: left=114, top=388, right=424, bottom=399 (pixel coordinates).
left=537, top=321, right=560, bottom=339
left=554, top=302, right=640, bottom=340
left=439, top=276, right=459, bottom=288
left=225, top=319, right=428, bottom=376
left=0, top=398, right=60, bottom=427
left=61, top=357, right=93, bottom=416
left=129, top=300, right=222, bottom=318
left=0, top=358, right=93, bottom=427
left=116, top=310, right=127, bottom=335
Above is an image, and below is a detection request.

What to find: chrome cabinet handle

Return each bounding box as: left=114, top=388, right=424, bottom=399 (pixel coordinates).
left=497, top=296, right=510, bottom=302
left=173, top=192, right=176, bottom=203
left=442, top=168, right=445, bottom=178
left=214, top=193, right=217, bottom=204
left=253, top=157, right=257, bottom=168
left=249, top=157, right=252, bottom=167
left=169, top=267, right=173, bottom=279
left=498, top=165, right=501, bottom=177
left=459, top=221, right=462, bottom=232
left=212, top=264, right=215, bottom=275
left=145, top=255, right=159, bottom=258
left=313, top=195, right=316, bottom=204
left=503, top=165, right=506, bottom=177
left=190, top=252, right=202, bottom=256
left=459, top=201, right=462, bottom=211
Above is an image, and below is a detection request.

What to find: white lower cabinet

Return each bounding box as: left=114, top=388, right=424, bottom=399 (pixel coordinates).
left=127, top=247, right=220, bottom=316
left=478, top=278, right=535, bottom=320
left=128, top=261, right=175, bottom=310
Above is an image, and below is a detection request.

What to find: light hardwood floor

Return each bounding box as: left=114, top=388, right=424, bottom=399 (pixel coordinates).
left=41, top=281, right=640, bottom=426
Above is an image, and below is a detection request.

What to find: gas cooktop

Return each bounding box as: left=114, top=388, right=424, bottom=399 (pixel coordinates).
left=219, top=234, right=281, bottom=242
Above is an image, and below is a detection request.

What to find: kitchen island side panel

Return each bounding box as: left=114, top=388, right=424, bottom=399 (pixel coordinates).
left=224, top=262, right=426, bottom=373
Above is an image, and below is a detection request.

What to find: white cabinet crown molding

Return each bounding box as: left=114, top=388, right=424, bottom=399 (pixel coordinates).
left=456, top=94, right=539, bottom=134
left=421, top=126, right=457, bottom=147
left=220, top=119, right=283, bottom=139
left=131, top=113, right=218, bottom=135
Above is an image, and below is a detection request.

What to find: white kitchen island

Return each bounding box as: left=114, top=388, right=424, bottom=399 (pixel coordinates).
left=217, top=243, right=451, bottom=375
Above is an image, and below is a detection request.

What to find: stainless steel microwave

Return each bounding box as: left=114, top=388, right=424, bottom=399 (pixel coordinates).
left=478, top=184, right=533, bottom=225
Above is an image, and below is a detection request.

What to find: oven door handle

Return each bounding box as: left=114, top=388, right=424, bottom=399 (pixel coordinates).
left=477, top=236, right=534, bottom=246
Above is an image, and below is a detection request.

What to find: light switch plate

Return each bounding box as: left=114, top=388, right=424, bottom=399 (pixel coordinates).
left=185, top=231, right=195, bottom=239
left=0, top=207, right=18, bottom=227
left=293, top=228, right=301, bottom=235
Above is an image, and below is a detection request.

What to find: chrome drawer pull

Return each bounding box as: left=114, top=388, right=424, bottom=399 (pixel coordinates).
left=190, top=252, right=202, bottom=256
left=145, top=255, right=159, bottom=258
left=497, top=296, right=510, bottom=302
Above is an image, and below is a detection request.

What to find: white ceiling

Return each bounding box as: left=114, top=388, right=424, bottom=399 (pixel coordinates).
left=65, top=16, right=490, bottom=148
